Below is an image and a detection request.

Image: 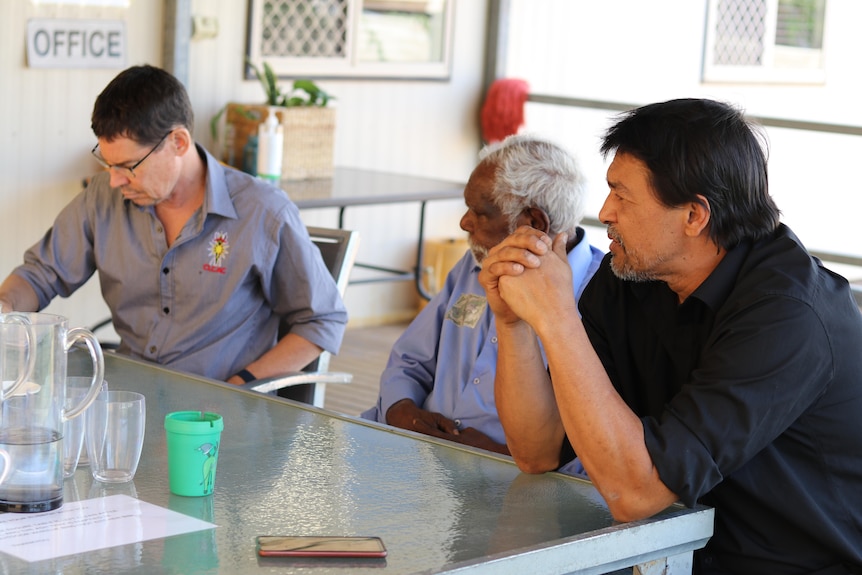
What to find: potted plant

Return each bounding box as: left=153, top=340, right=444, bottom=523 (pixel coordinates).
left=212, top=61, right=337, bottom=180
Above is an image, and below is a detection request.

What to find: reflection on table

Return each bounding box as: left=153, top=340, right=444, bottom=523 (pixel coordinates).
left=8, top=353, right=713, bottom=574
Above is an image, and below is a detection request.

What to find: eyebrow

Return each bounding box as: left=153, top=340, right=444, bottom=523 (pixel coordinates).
left=94, top=146, right=136, bottom=168
left=607, top=178, right=626, bottom=192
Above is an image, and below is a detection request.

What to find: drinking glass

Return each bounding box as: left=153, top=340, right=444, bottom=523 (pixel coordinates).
left=87, top=390, right=145, bottom=483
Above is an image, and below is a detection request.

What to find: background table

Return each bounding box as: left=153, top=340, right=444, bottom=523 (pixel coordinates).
left=11, top=353, right=713, bottom=574
left=285, top=168, right=465, bottom=299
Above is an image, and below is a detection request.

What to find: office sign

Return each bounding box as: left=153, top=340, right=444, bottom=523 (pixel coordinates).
left=27, top=19, right=126, bottom=69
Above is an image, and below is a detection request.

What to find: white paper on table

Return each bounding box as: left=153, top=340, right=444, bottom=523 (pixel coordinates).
left=0, top=494, right=217, bottom=563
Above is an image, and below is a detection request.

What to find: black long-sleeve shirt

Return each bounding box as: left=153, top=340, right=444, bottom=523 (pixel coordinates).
left=579, top=224, right=862, bottom=575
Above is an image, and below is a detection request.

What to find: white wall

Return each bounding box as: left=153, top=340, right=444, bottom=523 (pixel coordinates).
left=0, top=1, right=163, bottom=329
left=0, top=0, right=486, bottom=329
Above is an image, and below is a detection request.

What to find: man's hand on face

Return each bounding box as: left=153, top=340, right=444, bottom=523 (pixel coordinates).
left=478, top=226, right=553, bottom=326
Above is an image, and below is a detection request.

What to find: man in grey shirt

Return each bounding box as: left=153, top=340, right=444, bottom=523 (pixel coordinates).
left=0, top=65, right=347, bottom=384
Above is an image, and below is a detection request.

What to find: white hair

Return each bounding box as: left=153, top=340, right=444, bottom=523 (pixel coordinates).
left=478, top=133, right=586, bottom=235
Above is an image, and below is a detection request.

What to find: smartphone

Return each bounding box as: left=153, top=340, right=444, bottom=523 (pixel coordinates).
left=256, top=535, right=387, bottom=558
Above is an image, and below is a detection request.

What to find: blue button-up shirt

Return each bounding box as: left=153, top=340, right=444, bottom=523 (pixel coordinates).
left=363, top=229, right=604, bottom=445
left=14, top=145, right=347, bottom=380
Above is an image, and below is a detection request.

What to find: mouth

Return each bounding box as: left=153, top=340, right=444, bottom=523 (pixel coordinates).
left=607, top=227, right=622, bottom=251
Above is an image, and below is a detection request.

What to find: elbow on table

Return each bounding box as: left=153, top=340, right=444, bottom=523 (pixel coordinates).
left=511, top=453, right=560, bottom=475
left=602, top=489, right=677, bottom=523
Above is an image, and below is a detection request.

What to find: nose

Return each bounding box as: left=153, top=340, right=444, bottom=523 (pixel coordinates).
left=598, top=194, right=614, bottom=225
left=459, top=211, right=474, bottom=233
left=108, top=169, right=131, bottom=188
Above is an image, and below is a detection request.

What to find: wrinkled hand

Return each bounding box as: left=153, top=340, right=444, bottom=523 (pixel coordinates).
left=479, top=226, right=574, bottom=329
left=386, top=400, right=510, bottom=455
left=386, top=399, right=460, bottom=438
left=478, top=226, right=552, bottom=326
left=453, top=427, right=511, bottom=455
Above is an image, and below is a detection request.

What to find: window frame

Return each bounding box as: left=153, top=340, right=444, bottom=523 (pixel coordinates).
left=244, top=0, right=456, bottom=80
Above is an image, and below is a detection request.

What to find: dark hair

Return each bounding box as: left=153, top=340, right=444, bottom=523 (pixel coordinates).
left=600, top=98, right=780, bottom=249
left=91, top=65, right=194, bottom=145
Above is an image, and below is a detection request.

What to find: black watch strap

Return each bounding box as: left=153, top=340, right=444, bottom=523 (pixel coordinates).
left=234, top=368, right=256, bottom=383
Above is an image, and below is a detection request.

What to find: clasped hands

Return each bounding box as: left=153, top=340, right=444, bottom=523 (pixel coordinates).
left=477, top=226, right=576, bottom=330
left=386, top=399, right=510, bottom=455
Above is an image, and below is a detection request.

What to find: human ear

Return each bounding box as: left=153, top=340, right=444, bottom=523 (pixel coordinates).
left=685, top=195, right=711, bottom=237
left=171, top=128, right=192, bottom=156
left=522, top=206, right=551, bottom=233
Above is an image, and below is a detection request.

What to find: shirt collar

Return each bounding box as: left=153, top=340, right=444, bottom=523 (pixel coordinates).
left=687, top=237, right=752, bottom=311
left=199, top=144, right=239, bottom=219
left=566, top=227, right=594, bottom=282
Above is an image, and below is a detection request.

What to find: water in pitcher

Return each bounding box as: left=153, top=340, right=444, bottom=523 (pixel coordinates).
left=0, top=426, right=63, bottom=513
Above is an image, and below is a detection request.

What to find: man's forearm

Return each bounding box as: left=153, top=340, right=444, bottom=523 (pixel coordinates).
left=494, top=320, right=566, bottom=473
left=539, top=314, right=679, bottom=522
left=225, top=332, right=322, bottom=385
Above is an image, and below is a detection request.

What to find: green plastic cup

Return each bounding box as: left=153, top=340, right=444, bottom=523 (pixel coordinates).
left=164, top=411, right=224, bottom=497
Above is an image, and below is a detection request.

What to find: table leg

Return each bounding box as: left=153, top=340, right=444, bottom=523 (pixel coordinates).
left=414, top=200, right=433, bottom=300
left=633, top=550, right=694, bottom=574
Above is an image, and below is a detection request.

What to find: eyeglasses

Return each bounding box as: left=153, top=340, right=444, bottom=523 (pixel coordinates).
left=91, top=131, right=172, bottom=178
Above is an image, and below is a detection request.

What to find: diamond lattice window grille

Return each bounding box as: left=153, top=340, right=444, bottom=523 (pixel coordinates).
left=713, top=0, right=768, bottom=66
left=260, top=0, right=349, bottom=58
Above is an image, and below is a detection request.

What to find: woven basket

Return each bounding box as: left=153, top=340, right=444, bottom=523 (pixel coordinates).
left=280, top=107, right=336, bottom=180
left=221, top=103, right=335, bottom=181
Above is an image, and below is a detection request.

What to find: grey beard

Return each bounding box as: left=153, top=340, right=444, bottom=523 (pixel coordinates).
left=468, top=238, right=488, bottom=265
left=609, top=254, right=660, bottom=282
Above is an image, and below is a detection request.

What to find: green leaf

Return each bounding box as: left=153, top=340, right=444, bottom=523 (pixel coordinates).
left=242, top=60, right=334, bottom=108
left=263, top=62, right=281, bottom=105
left=209, top=104, right=226, bottom=142
left=285, top=96, right=306, bottom=107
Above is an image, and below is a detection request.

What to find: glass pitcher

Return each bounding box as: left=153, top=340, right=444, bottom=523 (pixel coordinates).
left=0, top=312, right=104, bottom=512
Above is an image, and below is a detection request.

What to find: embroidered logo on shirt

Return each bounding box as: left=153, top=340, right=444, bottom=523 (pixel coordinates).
left=203, top=231, right=229, bottom=274
left=446, top=293, right=486, bottom=328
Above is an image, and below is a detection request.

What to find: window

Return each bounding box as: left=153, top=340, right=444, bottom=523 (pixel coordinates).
left=245, top=0, right=454, bottom=79
left=702, top=0, right=827, bottom=84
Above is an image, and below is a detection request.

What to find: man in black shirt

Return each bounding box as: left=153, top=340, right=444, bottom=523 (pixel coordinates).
left=478, top=98, right=862, bottom=574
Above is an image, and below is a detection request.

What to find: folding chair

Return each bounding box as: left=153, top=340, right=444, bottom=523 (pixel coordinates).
left=245, top=226, right=359, bottom=406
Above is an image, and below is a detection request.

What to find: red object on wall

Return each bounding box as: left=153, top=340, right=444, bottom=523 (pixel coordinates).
left=480, top=78, right=530, bottom=143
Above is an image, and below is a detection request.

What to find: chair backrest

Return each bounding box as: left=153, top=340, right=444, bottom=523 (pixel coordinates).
left=275, top=226, right=359, bottom=404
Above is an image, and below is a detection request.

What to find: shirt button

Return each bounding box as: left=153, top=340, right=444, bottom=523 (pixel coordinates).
left=156, top=226, right=163, bottom=234
left=163, top=307, right=169, bottom=314
left=491, top=336, right=498, bottom=343
left=148, top=346, right=157, bottom=354
left=473, top=378, right=480, bottom=385
left=162, top=267, right=169, bottom=275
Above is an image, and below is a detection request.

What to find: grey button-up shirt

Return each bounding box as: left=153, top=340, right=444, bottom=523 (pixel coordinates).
left=14, top=145, right=347, bottom=380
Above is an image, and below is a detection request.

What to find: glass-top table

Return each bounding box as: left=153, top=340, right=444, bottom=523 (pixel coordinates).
left=8, top=353, right=713, bottom=574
